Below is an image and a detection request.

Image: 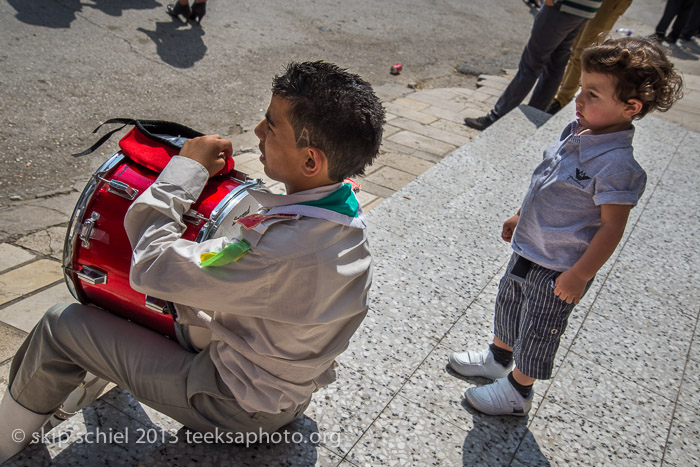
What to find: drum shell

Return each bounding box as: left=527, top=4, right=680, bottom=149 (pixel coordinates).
left=63, top=152, right=264, bottom=341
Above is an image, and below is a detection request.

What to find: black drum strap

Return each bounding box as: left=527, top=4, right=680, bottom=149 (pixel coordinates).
left=72, top=118, right=204, bottom=157
left=72, top=118, right=134, bottom=157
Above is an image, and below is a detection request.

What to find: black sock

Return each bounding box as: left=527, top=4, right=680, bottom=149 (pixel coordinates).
left=488, top=343, right=513, bottom=368
left=507, top=372, right=533, bottom=399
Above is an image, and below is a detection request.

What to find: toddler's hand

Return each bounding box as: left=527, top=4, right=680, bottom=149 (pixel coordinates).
left=501, top=214, right=519, bottom=242
left=180, top=134, right=233, bottom=177
left=553, top=269, right=587, bottom=304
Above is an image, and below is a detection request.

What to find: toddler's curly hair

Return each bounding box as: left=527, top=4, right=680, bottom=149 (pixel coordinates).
left=581, top=37, right=683, bottom=119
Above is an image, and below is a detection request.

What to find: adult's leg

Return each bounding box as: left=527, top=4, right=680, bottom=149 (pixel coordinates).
left=656, top=0, right=684, bottom=35
left=490, top=5, right=585, bottom=119
left=680, top=0, right=700, bottom=37
left=669, top=0, right=697, bottom=40
left=554, top=0, right=633, bottom=107
left=528, top=15, right=587, bottom=110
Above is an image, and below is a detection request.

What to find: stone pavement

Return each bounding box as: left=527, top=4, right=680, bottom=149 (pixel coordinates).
left=2, top=46, right=700, bottom=466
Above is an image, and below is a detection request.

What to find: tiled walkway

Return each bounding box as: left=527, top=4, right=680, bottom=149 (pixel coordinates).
left=1, top=61, right=699, bottom=465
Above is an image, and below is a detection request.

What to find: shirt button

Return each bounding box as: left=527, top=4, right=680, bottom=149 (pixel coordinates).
left=550, top=328, right=559, bottom=335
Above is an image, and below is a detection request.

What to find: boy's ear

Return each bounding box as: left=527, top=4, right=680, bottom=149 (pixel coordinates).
left=623, top=98, right=643, bottom=118
left=301, top=147, right=328, bottom=178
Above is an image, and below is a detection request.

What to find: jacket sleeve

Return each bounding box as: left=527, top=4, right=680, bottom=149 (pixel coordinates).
left=124, top=156, right=272, bottom=312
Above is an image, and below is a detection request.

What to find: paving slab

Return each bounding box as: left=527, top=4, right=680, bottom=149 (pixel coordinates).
left=408, top=91, right=472, bottom=113
left=0, top=283, right=75, bottom=333
left=0, top=322, right=27, bottom=363
left=429, top=117, right=479, bottom=139
left=0, top=243, right=35, bottom=273
left=546, top=354, right=676, bottom=452
left=363, top=166, right=416, bottom=191
left=344, top=396, right=468, bottom=466
left=4, top=398, right=176, bottom=467
left=0, top=205, right=68, bottom=242
left=571, top=308, right=690, bottom=400
left=15, top=226, right=66, bottom=260
left=379, top=139, right=443, bottom=163
left=380, top=123, right=402, bottom=138
left=514, top=399, right=662, bottom=466
left=386, top=130, right=457, bottom=156
left=474, top=85, right=505, bottom=98
left=388, top=116, right=472, bottom=147
left=373, top=150, right=434, bottom=176
left=664, top=403, right=700, bottom=467
left=0, top=360, right=10, bottom=395
left=382, top=101, right=437, bottom=125
left=0, top=259, right=63, bottom=306
left=392, top=97, right=430, bottom=111
left=422, top=103, right=487, bottom=124
left=25, top=192, right=80, bottom=218
left=296, top=364, right=397, bottom=458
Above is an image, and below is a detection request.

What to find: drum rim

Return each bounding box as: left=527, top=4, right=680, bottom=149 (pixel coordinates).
left=195, top=179, right=268, bottom=242
left=63, top=152, right=125, bottom=303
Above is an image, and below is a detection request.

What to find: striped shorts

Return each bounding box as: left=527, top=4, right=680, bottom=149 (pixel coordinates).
left=494, top=253, right=593, bottom=380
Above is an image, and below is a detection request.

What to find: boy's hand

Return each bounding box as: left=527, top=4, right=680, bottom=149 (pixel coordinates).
left=553, top=268, right=588, bottom=304
left=501, top=214, right=520, bottom=242
left=180, top=134, right=233, bottom=177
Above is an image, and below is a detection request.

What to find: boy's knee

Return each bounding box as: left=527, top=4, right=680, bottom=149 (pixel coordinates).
left=41, top=302, right=87, bottom=337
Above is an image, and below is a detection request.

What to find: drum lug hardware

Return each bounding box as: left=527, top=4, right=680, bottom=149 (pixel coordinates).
left=106, top=179, right=139, bottom=200
left=80, top=212, right=100, bottom=248
left=183, top=210, right=210, bottom=226
left=145, top=296, right=168, bottom=314
left=65, top=265, right=108, bottom=285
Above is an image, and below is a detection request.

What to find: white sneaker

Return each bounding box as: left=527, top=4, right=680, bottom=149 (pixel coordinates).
left=448, top=348, right=512, bottom=380
left=464, top=377, right=532, bottom=416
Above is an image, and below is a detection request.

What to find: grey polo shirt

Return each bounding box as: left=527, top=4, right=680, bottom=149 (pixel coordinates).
left=512, top=121, right=646, bottom=271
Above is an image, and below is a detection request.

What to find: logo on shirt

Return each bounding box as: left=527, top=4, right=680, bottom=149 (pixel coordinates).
left=568, top=168, right=591, bottom=187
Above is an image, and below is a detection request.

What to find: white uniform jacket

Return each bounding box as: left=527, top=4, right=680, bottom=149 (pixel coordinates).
left=124, top=156, right=372, bottom=414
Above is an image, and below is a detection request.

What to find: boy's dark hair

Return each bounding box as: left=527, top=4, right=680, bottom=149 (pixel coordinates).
left=271, top=61, right=385, bottom=181
left=581, top=37, right=683, bottom=119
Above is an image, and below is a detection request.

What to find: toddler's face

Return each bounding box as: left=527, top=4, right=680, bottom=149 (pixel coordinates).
left=575, top=71, right=639, bottom=135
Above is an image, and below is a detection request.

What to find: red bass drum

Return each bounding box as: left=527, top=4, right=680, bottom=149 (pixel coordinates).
left=63, top=151, right=267, bottom=351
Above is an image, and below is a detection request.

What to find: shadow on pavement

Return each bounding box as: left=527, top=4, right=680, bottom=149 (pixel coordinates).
left=137, top=21, right=207, bottom=69
left=7, top=0, right=160, bottom=29
left=461, top=401, right=549, bottom=466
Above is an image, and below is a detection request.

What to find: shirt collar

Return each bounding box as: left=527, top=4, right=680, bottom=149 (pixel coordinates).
left=248, top=182, right=344, bottom=209
left=563, top=120, right=635, bottom=163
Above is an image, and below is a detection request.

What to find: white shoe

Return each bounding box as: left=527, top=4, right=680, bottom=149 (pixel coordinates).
left=0, top=391, right=51, bottom=464
left=449, top=348, right=512, bottom=380
left=464, top=377, right=532, bottom=416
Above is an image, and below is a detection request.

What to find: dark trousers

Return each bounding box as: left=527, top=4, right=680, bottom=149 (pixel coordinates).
left=489, top=3, right=587, bottom=120
left=656, top=0, right=698, bottom=40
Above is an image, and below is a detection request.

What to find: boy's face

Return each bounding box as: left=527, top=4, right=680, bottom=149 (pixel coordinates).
left=254, top=96, right=308, bottom=194
left=575, top=71, right=638, bottom=135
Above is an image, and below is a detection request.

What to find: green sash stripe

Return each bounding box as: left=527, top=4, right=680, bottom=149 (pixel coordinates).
left=296, top=183, right=359, bottom=218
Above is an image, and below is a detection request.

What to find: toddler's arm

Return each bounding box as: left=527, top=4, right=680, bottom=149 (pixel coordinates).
left=501, top=209, right=521, bottom=242
left=554, top=203, right=632, bottom=304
